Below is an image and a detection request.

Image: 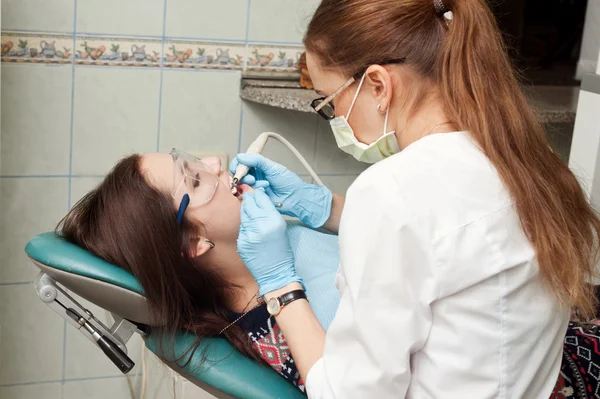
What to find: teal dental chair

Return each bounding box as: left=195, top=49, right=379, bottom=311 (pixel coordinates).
left=25, top=232, right=306, bottom=399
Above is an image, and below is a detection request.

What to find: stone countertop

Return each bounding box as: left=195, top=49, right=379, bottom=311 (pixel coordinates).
left=240, top=79, right=579, bottom=124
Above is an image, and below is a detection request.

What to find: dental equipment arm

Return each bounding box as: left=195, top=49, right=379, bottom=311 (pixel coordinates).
left=231, top=132, right=324, bottom=190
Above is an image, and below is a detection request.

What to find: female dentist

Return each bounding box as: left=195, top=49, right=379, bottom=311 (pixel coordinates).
left=232, top=0, right=600, bottom=397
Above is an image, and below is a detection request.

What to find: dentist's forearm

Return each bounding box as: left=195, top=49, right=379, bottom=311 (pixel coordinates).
left=322, top=193, right=345, bottom=234
left=265, top=282, right=325, bottom=382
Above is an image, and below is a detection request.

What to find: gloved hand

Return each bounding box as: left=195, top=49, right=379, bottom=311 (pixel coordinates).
left=230, top=154, right=333, bottom=229
left=237, top=189, right=302, bottom=296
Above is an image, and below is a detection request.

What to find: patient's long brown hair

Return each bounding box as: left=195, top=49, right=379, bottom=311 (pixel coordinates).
left=305, top=0, right=600, bottom=317
left=58, top=155, right=262, bottom=365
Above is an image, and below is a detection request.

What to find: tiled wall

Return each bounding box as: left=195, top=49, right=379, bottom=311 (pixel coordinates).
left=0, top=0, right=367, bottom=398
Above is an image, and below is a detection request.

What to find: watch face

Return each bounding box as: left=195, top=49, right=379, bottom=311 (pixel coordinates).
left=266, top=298, right=281, bottom=315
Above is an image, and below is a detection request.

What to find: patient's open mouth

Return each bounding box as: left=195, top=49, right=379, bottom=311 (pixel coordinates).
left=233, top=184, right=252, bottom=200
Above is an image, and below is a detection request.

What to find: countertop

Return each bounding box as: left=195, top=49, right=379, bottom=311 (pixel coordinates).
left=240, top=79, right=579, bottom=124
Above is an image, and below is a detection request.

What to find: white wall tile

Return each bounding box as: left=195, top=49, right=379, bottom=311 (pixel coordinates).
left=62, top=376, right=134, bottom=399
left=165, top=0, right=247, bottom=40
left=77, top=0, right=165, bottom=37
left=0, top=178, right=68, bottom=283
left=62, top=364, right=186, bottom=399
left=159, top=70, right=242, bottom=157
left=1, top=0, right=74, bottom=32
left=182, top=380, right=218, bottom=399
left=240, top=102, right=318, bottom=175
left=70, top=177, right=103, bottom=208
left=71, top=68, right=160, bottom=176
left=248, top=0, right=320, bottom=43
left=1, top=65, right=72, bottom=176
left=314, top=118, right=369, bottom=175
left=0, top=284, right=64, bottom=384
left=142, top=355, right=186, bottom=399
left=0, top=382, right=62, bottom=399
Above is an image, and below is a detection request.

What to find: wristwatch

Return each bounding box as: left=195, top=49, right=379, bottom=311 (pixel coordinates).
left=266, top=290, right=307, bottom=316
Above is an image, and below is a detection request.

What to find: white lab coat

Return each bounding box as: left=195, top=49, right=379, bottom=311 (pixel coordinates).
left=306, top=132, right=569, bottom=398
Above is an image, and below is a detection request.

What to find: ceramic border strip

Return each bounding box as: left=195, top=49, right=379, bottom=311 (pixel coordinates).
left=0, top=32, right=73, bottom=64
left=1, top=32, right=304, bottom=73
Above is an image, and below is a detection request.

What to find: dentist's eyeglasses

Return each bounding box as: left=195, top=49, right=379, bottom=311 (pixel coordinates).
left=170, top=148, right=220, bottom=224
left=311, top=77, right=356, bottom=121
left=310, top=58, right=406, bottom=121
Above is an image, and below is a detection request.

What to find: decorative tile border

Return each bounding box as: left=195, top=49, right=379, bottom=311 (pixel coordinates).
left=75, top=36, right=162, bottom=67
left=1, top=32, right=304, bottom=72
left=163, top=39, right=245, bottom=70
left=246, top=44, right=303, bottom=72
left=1, top=33, right=72, bottom=64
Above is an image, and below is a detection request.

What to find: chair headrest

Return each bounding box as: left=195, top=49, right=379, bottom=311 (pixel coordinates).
left=25, top=233, right=159, bottom=325
left=25, top=232, right=144, bottom=293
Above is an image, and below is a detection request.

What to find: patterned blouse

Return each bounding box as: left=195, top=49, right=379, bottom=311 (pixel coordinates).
left=231, top=306, right=600, bottom=398
left=231, top=304, right=306, bottom=394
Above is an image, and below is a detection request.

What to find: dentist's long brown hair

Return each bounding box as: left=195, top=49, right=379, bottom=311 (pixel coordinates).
left=305, top=0, right=600, bottom=317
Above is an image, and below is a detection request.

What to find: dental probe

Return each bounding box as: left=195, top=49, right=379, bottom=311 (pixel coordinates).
left=230, top=132, right=324, bottom=196
left=231, top=133, right=270, bottom=193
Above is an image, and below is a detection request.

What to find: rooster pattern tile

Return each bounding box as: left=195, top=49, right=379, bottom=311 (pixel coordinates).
left=246, top=45, right=304, bottom=72
left=75, top=36, right=162, bottom=67
left=163, top=40, right=245, bottom=69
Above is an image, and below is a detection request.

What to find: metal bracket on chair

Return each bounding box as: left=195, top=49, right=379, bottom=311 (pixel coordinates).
left=110, top=314, right=139, bottom=345
left=34, top=272, right=137, bottom=373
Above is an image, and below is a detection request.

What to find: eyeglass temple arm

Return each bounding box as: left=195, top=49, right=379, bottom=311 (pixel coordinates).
left=313, top=77, right=356, bottom=112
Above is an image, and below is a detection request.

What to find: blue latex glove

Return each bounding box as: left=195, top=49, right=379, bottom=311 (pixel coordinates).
left=237, top=189, right=302, bottom=296
left=230, top=154, right=333, bottom=229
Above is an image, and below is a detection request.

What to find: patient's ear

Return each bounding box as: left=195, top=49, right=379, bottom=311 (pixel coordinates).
left=189, top=236, right=214, bottom=258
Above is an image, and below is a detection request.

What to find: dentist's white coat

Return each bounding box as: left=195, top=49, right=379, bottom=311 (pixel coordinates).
left=306, top=132, right=568, bottom=398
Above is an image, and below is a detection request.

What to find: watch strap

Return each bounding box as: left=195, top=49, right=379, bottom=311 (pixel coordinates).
left=278, top=289, right=307, bottom=308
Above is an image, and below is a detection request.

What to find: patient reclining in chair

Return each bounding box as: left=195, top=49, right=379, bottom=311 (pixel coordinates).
left=58, top=150, right=600, bottom=398
left=58, top=151, right=339, bottom=394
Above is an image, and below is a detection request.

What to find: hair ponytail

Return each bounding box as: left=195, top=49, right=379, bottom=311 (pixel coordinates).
left=438, top=0, right=600, bottom=317
left=306, top=0, right=600, bottom=318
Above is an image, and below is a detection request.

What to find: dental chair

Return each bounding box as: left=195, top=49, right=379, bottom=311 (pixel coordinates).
left=25, top=232, right=306, bottom=399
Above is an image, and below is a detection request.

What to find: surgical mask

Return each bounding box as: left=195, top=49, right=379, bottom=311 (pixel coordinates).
left=329, top=73, right=400, bottom=164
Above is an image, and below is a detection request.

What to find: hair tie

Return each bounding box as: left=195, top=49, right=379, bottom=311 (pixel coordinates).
left=433, top=0, right=454, bottom=23
left=433, top=0, right=447, bottom=14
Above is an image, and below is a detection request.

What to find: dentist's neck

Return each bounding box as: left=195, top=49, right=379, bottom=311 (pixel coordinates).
left=393, top=96, right=457, bottom=150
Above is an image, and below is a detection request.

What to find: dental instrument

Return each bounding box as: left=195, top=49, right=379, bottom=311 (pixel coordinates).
left=231, top=132, right=324, bottom=195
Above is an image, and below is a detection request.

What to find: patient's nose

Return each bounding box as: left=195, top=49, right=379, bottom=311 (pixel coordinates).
left=202, top=156, right=222, bottom=175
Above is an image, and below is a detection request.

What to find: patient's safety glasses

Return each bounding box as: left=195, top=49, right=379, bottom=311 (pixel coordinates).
left=170, top=148, right=220, bottom=224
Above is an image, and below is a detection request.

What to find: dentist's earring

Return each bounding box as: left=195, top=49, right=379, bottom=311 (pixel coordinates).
left=377, top=104, right=386, bottom=114
left=205, top=239, right=215, bottom=249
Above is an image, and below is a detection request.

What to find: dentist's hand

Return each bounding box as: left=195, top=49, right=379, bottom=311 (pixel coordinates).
left=230, top=154, right=333, bottom=229
left=237, top=189, right=302, bottom=296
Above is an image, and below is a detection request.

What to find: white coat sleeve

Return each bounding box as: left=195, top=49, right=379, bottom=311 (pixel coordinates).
left=305, top=178, right=438, bottom=398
